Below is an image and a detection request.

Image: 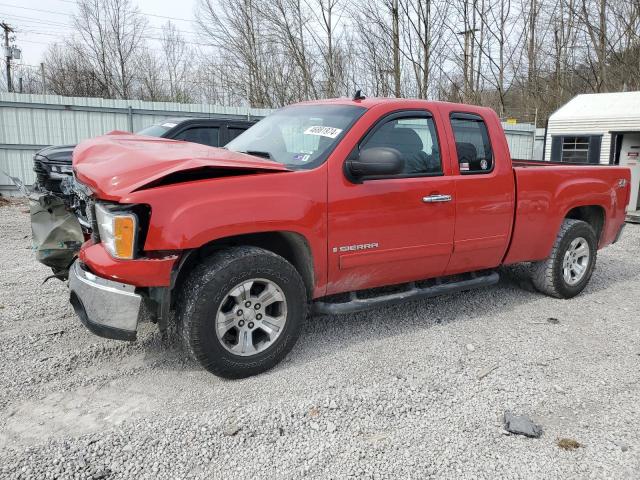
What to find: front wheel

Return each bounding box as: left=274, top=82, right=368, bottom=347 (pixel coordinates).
left=531, top=219, right=597, bottom=299
left=178, top=246, right=307, bottom=378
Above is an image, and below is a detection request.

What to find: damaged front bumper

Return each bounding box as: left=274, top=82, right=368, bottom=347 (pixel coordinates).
left=30, top=192, right=85, bottom=279
left=68, top=260, right=141, bottom=341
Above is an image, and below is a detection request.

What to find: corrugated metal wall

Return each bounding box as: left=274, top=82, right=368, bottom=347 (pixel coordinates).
left=0, top=92, right=537, bottom=186
left=0, top=92, right=272, bottom=186
left=501, top=122, right=536, bottom=160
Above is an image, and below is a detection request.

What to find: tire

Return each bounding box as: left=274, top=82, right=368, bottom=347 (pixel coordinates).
left=531, top=219, right=597, bottom=299
left=178, top=246, right=307, bottom=379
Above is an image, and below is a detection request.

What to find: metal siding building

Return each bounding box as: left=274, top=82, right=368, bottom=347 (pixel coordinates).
left=544, top=91, right=640, bottom=164
left=544, top=91, right=640, bottom=216
left=0, top=93, right=271, bottom=186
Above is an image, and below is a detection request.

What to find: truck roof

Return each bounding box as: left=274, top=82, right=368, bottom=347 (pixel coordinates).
left=294, top=97, right=496, bottom=116
left=160, top=117, right=255, bottom=125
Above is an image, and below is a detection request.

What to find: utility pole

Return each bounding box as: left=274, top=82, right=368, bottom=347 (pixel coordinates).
left=391, top=0, right=401, bottom=97
left=456, top=28, right=478, bottom=103
left=40, top=63, right=46, bottom=94
left=1, top=22, right=13, bottom=93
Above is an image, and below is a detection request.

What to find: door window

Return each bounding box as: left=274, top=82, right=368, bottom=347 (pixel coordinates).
left=360, top=116, right=442, bottom=176
left=174, top=127, right=220, bottom=147
left=450, top=114, right=493, bottom=174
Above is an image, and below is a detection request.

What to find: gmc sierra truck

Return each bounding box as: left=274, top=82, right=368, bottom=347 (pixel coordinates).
left=51, top=97, right=629, bottom=378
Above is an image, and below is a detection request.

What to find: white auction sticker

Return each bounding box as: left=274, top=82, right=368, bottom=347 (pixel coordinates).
left=162, top=122, right=178, bottom=128
left=304, top=126, right=343, bottom=138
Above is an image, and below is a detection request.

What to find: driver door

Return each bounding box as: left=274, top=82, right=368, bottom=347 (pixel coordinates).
left=326, top=110, right=456, bottom=295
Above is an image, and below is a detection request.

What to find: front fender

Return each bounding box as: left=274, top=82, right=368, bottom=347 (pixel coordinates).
left=122, top=167, right=328, bottom=291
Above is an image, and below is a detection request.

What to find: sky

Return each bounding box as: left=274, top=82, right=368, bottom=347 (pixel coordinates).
left=1, top=0, right=200, bottom=68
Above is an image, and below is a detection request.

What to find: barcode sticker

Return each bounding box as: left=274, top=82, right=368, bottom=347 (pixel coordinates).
left=304, top=126, right=343, bottom=138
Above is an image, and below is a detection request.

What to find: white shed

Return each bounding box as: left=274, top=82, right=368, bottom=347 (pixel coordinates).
left=545, top=91, right=640, bottom=216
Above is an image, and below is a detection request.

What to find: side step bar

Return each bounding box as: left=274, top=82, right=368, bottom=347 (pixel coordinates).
left=312, top=271, right=499, bottom=315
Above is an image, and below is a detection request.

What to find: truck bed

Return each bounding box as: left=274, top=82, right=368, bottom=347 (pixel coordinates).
left=513, top=159, right=609, bottom=167
left=503, top=162, right=630, bottom=264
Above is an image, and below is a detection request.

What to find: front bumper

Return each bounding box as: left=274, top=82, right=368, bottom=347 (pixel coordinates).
left=68, top=260, right=141, bottom=341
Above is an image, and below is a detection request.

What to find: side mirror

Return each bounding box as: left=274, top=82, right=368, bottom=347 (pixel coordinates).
left=347, top=147, right=404, bottom=180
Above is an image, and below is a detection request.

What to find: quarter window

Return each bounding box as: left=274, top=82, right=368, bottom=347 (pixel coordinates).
left=360, top=116, right=442, bottom=176
left=450, top=114, right=494, bottom=174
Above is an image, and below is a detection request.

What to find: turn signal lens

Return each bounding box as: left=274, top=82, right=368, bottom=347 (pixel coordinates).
left=114, top=216, right=136, bottom=259
left=95, top=203, right=138, bottom=260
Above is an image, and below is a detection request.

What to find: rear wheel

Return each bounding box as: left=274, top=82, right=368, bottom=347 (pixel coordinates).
left=178, top=246, right=307, bottom=378
left=531, top=219, right=597, bottom=299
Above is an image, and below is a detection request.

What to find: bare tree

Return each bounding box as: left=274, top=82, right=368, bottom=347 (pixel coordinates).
left=306, top=0, right=344, bottom=97
left=161, top=22, right=193, bottom=102
left=18, top=0, right=640, bottom=124
left=73, top=0, right=147, bottom=99
left=44, top=42, right=109, bottom=97
left=197, top=0, right=274, bottom=107
left=260, top=0, right=317, bottom=100
left=135, top=48, right=166, bottom=101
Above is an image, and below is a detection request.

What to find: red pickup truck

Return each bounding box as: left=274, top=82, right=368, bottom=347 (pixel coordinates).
left=64, top=97, right=630, bottom=378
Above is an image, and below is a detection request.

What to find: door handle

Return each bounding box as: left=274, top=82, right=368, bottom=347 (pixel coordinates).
left=422, top=194, right=452, bottom=203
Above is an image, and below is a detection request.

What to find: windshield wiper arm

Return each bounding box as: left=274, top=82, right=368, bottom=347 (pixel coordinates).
left=239, top=150, right=272, bottom=159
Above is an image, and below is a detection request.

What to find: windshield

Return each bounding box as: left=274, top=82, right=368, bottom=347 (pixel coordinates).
left=136, top=122, right=175, bottom=137
left=226, top=104, right=365, bottom=169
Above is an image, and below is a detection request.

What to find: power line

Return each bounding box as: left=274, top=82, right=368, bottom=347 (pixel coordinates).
left=0, top=9, right=204, bottom=42
left=2, top=12, right=200, bottom=36
left=19, top=27, right=206, bottom=46
left=18, top=28, right=212, bottom=48
left=0, top=1, right=199, bottom=24
left=51, top=0, right=198, bottom=23
left=0, top=2, right=74, bottom=17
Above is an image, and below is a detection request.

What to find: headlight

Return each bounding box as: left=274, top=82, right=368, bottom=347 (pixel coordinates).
left=95, top=203, right=137, bottom=259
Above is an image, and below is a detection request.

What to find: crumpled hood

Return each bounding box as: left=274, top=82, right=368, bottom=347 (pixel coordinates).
left=73, top=132, right=290, bottom=200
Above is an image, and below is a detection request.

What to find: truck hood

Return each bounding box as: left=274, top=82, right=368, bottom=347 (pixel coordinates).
left=35, top=144, right=76, bottom=165
left=73, top=132, right=290, bottom=200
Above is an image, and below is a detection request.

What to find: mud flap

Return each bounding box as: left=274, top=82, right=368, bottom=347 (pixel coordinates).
left=30, top=193, right=84, bottom=279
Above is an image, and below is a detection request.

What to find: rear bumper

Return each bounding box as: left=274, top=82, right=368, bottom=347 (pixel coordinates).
left=68, top=260, right=141, bottom=341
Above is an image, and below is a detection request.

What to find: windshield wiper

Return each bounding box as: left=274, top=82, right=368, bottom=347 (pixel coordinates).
left=239, top=150, right=272, bottom=159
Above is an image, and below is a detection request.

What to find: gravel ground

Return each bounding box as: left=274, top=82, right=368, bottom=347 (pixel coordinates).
left=0, top=199, right=639, bottom=480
